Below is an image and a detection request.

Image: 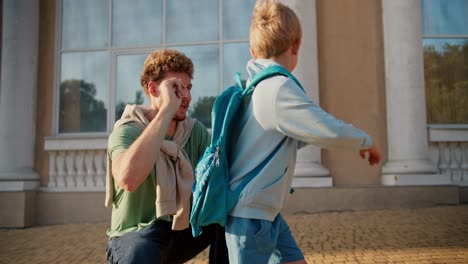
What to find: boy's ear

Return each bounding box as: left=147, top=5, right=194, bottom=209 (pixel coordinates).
left=148, top=81, right=159, bottom=97
left=292, top=38, right=301, bottom=55
left=250, top=47, right=257, bottom=59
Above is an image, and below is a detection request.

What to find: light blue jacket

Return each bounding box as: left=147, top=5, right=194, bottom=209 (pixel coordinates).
left=228, top=59, right=372, bottom=221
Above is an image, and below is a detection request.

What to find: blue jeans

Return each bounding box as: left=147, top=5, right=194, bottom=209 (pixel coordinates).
left=225, top=214, right=304, bottom=264
left=106, top=220, right=228, bottom=264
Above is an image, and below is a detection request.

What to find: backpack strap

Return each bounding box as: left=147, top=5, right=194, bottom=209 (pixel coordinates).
left=234, top=72, right=243, bottom=88
left=225, top=65, right=303, bottom=210
left=242, top=65, right=304, bottom=95
left=227, top=137, right=287, bottom=210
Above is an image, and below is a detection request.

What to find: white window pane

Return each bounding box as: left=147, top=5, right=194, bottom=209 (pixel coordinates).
left=59, top=51, right=109, bottom=133
left=112, top=0, right=163, bottom=47
left=167, top=0, right=219, bottom=44
left=223, top=0, right=256, bottom=40
left=423, top=38, right=468, bottom=124
left=223, top=42, right=251, bottom=88
left=421, top=0, right=468, bottom=35
left=61, top=0, right=109, bottom=50
left=172, top=45, right=219, bottom=128
left=115, top=54, right=150, bottom=121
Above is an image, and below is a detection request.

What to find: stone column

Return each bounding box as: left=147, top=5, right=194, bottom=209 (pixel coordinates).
left=281, top=0, right=332, bottom=187
left=381, top=0, right=450, bottom=185
left=0, top=0, right=39, bottom=227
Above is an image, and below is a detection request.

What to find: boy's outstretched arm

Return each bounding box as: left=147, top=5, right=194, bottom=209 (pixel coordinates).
left=359, top=143, right=381, bottom=166
left=259, top=79, right=373, bottom=150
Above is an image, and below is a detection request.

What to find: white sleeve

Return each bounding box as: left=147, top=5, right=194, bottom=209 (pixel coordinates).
left=273, top=79, right=372, bottom=150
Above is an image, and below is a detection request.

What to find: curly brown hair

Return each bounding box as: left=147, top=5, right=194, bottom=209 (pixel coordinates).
left=140, top=49, right=194, bottom=96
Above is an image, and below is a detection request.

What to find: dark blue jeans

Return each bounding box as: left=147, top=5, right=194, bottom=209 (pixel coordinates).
left=106, top=220, right=228, bottom=264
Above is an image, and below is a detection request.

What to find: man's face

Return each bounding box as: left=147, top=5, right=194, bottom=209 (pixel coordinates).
left=159, top=72, right=192, bottom=121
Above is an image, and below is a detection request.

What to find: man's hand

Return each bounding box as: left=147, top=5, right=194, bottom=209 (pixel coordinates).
left=359, top=143, right=381, bottom=166
left=158, top=77, right=184, bottom=114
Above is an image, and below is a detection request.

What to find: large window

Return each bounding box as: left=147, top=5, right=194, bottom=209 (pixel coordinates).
left=57, top=0, right=255, bottom=133
left=421, top=0, right=468, bottom=124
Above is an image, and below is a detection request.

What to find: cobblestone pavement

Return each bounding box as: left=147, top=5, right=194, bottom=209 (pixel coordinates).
left=1, top=205, right=467, bottom=264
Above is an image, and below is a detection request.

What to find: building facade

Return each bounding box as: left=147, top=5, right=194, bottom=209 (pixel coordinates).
left=1, top=0, right=467, bottom=227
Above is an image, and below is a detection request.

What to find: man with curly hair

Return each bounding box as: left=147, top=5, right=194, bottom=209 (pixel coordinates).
left=105, top=49, right=228, bottom=264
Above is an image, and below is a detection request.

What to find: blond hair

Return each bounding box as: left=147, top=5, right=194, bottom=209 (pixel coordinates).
left=249, top=0, right=302, bottom=58
left=140, top=49, right=194, bottom=96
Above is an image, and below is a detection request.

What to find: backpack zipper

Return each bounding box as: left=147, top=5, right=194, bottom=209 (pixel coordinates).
left=214, top=146, right=220, bottom=167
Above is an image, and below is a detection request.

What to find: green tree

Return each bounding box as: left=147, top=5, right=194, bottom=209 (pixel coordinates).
left=189, top=96, right=217, bottom=128
left=115, top=90, right=145, bottom=121
left=424, top=42, right=468, bottom=124
left=59, top=79, right=107, bottom=132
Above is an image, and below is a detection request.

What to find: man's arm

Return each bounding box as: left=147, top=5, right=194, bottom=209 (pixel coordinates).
left=111, top=78, right=182, bottom=192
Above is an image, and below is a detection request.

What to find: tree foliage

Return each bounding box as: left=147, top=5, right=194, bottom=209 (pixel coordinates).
left=424, top=43, right=468, bottom=124
left=115, top=90, right=145, bottom=121
left=59, top=79, right=107, bottom=132
left=189, top=96, right=217, bottom=128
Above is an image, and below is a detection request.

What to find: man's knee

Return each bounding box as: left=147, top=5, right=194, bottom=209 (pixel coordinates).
left=107, top=235, right=160, bottom=264
left=284, top=260, right=307, bottom=264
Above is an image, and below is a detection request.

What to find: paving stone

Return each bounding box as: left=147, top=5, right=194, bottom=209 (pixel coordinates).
left=1, top=205, right=467, bottom=263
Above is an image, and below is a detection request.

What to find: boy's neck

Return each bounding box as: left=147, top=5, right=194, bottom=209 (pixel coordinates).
left=265, top=52, right=296, bottom=72
left=254, top=39, right=300, bottom=72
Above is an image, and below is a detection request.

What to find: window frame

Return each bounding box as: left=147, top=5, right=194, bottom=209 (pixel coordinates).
left=421, top=0, right=468, bottom=126
left=54, top=0, right=250, bottom=136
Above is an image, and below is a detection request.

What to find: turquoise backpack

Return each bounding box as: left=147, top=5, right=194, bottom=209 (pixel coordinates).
left=190, top=65, right=304, bottom=237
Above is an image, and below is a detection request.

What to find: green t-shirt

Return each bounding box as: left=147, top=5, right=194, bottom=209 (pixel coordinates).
left=106, top=120, right=210, bottom=237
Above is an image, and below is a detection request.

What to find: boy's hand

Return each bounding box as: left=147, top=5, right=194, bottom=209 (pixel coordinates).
left=359, top=143, right=381, bottom=166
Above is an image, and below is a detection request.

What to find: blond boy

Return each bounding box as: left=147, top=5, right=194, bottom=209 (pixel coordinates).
left=225, top=1, right=381, bottom=263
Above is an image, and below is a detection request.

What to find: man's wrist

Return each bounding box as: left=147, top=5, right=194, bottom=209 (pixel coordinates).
left=156, top=105, right=176, bottom=120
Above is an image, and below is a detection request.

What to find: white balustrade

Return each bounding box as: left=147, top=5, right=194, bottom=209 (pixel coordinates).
left=43, top=137, right=108, bottom=192
left=47, top=151, right=57, bottom=188
left=428, top=126, right=468, bottom=186
left=75, top=151, right=86, bottom=188
left=95, top=150, right=106, bottom=188
left=41, top=127, right=468, bottom=191
left=84, top=151, right=96, bottom=188
left=56, top=151, right=66, bottom=188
